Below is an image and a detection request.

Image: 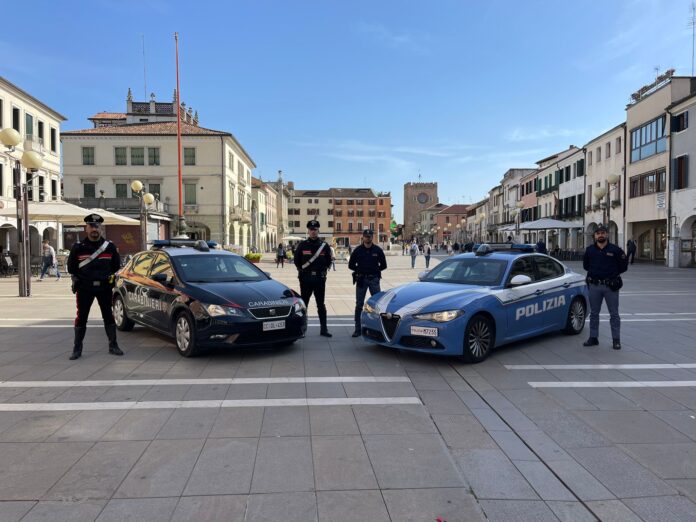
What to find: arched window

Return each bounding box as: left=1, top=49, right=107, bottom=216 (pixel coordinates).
left=638, top=230, right=651, bottom=259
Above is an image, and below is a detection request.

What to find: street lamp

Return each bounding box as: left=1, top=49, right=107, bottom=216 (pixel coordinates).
left=593, top=185, right=608, bottom=227
left=131, top=180, right=155, bottom=251
left=515, top=201, right=525, bottom=240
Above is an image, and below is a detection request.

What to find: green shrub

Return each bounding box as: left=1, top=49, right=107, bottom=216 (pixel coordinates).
left=244, top=253, right=262, bottom=262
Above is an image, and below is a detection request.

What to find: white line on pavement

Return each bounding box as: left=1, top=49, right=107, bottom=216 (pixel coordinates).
left=507, top=363, right=696, bottom=370
left=0, top=376, right=412, bottom=388
left=528, top=381, right=696, bottom=388
left=0, top=396, right=422, bottom=412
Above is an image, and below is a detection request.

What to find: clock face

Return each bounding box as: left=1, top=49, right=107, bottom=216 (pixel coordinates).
left=417, top=192, right=429, bottom=204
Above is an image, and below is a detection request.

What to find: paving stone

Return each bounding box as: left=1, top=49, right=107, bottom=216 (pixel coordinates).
left=433, top=413, right=498, bottom=450
left=623, top=495, right=696, bottom=522
left=453, top=448, right=538, bottom=500
left=309, top=406, right=359, bottom=435
left=353, top=404, right=437, bottom=435
left=101, top=409, right=173, bottom=440
left=96, top=497, right=179, bottom=522
left=208, top=407, right=264, bottom=438
left=546, top=460, right=615, bottom=501
left=653, top=410, right=696, bottom=440
left=306, top=382, right=346, bottom=398
left=478, top=499, right=559, bottom=522
left=546, top=501, right=597, bottom=522
left=525, top=410, right=610, bottom=448
left=574, top=410, right=690, bottom=444
left=0, top=412, right=77, bottom=442
left=317, top=490, right=390, bottom=522
left=343, top=381, right=417, bottom=397
left=245, top=492, right=317, bottom=522
left=171, top=495, right=248, bottom=522
left=0, top=442, right=92, bottom=500
left=155, top=407, right=217, bottom=439
left=585, top=500, right=642, bottom=522
left=365, top=433, right=464, bottom=489
left=382, top=488, right=485, bottom=522
left=517, top=430, right=573, bottom=462
left=21, top=500, right=106, bottom=522
left=183, top=438, right=257, bottom=495
left=47, top=410, right=126, bottom=442
left=574, top=388, right=642, bottom=411
left=267, top=382, right=307, bottom=398
left=312, top=435, right=378, bottom=490
left=405, top=371, right=451, bottom=390
left=619, top=442, right=696, bottom=479
left=261, top=405, right=310, bottom=436
left=470, top=408, right=511, bottom=431
left=419, top=389, right=469, bottom=414
left=614, top=387, right=686, bottom=411
left=225, top=383, right=268, bottom=399
left=489, top=430, right=538, bottom=461
left=250, top=436, right=314, bottom=493
left=0, top=501, right=36, bottom=521
left=115, top=439, right=204, bottom=498
left=45, top=441, right=148, bottom=500
left=513, top=461, right=575, bottom=501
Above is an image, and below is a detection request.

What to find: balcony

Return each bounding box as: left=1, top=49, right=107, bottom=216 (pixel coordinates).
left=24, top=135, right=44, bottom=154
left=65, top=197, right=169, bottom=214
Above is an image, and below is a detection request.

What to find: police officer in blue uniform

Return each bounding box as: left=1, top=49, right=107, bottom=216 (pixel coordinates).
left=583, top=224, right=628, bottom=350
left=348, top=229, right=387, bottom=337
left=294, top=220, right=333, bottom=337
left=67, top=213, right=123, bottom=360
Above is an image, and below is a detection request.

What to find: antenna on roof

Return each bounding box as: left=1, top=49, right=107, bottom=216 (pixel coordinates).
left=142, top=34, right=148, bottom=100
left=690, top=2, right=696, bottom=75
left=418, top=169, right=422, bottom=181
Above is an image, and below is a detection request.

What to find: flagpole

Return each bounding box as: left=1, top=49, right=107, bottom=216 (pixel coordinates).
left=174, top=32, right=187, bottom=237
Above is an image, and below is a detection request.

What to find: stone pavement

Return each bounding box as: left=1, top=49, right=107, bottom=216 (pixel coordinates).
left=0, top=253, right=694, bottom=521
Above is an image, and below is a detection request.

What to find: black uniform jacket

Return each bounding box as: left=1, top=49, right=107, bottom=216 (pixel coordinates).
left=348, top=244, right=387, bottom=277
left=583, top=242, right=628, bottom=280
left=294, top=238, right=332, bottom=274
left=67, top=237, right=121, bottom=283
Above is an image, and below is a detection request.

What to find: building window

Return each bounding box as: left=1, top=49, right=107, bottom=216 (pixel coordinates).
left=629, top=168, right=666, bottom=197
left=130, top=147, right=145, bottom=166
left=12, top=107, right=20, bottom=132
left=51, top=179, right=57, bottom=200
left=184, top=147, right=196, bottom=166
left=630, top=115, right=666, bottom=162
left=184, top=183, right=196, bottom=204
left=82, top=147, right=95, bottom=165
left=50, top=128, right=57, bottom=152
left=25, top=113, right=33, bottom=137
left=336, top=222, right=342, bottom=232
left=348, top=222, right=353, bottom=232
left=596, top=147, right=601, bottom=162
left=307, top=198, right=312, bottom=203
left=673, top=155, right=689, bottom=190
left=327, top=221, right=333, bottom=227
left=672, top=111, right=688, bottom=133
left=38, top=121, right=44, bottom=142
left=114, top=147, right=127, bottom=166
left=148, top=147, right=160, bottom=166
left=606, top=142, right=611, bottom=158
left=83, top=183, right=96, bottom=198
left=588, top=151, right=592, bottom=165
left=149, top=183, right=160, bottom=197
left=616, top=136, right=622, bottom=154
left=115, top=183, right=128, bottom=198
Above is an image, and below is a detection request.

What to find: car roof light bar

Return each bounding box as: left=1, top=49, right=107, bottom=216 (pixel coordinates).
left=474, top=243, right=535, bottom=255
left=151, top=239, right=218, bottom=251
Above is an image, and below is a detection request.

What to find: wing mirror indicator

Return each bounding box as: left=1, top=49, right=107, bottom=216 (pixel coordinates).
left=418, top=270, right=430, bottom=281
left=510, top=274, right=533, bottom=286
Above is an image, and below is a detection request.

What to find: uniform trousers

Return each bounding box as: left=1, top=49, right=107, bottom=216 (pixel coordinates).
left=354, top=275, right=381, bottom=327
left=74, top=287, right=115, bottom=328
left=299, top=276, right=328, bottom=326
left=588, top=283, right=620, bottom=340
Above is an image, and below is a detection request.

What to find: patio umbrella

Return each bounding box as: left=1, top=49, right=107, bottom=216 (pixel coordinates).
left=0, top=200, right=138, bottom=225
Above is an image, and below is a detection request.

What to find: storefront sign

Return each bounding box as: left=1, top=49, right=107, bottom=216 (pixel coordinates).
left=656, top=193, right=666, bottom=209
left=64, top=227, right=83, bottom=232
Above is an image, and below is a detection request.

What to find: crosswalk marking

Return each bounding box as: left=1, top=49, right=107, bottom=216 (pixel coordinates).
left=528, top=381, right=696, bottom=388
left=506, top=363, right=696, bottom=370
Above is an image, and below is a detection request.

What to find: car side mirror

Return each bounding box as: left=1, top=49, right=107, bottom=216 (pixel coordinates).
left=510, top=274, right=532, bottom=286
left=418, top=270, right=430, bottom=281
left=151, top=273, right=172, bottom=286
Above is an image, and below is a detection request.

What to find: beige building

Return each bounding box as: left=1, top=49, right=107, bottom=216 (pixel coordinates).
left=584, top=123, right=626, bottom=248
left=487, top=184, right=504, bottom=242
left=418, top=202, right=448, bottom=243
left=0, top=76, right=66, bottom=254
left=61, top=92, right=255, bottom=253
left=288, top=189, right=334, bottom=240
left=403, top=182, right=438, bottom=241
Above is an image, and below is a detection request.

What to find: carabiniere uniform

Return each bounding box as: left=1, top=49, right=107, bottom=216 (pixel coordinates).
left=294, top=220, right=333, bottom=337
left=67, top=213, right=123, bottom=360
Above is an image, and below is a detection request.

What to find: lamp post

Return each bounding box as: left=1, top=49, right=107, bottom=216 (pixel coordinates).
left=593, top=185, right=608, bottom=228
left=606, top=174, right=621, bottom=243
left=131, top=180, right=155, bottom=251
left=515, top=201, right=525, bottom=241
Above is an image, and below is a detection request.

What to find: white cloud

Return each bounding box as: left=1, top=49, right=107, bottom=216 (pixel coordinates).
left=505, top=127, right=579, bottom=142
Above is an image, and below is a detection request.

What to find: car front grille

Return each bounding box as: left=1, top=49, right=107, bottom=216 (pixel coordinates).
left=363, top=328, right=385, bottom=342
left=400, top=336, right=445, bottom=350
left=248, top=306, right=292, bottom=319
left=380, top=314, right=400, bottom=340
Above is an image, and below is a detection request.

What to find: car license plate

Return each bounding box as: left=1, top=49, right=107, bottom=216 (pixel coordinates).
left=263, top=320, right=285, bottom=331
left=410, top=326, right=438, bottom=337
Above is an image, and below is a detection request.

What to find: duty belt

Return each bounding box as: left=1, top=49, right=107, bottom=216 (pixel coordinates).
left=304, top=271, right=325, bottom=276
left=588, top=277, right=613, bottom=286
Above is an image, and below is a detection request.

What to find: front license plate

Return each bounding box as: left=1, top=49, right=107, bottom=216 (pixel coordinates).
left=263, top=320, right=286, bottom=331
left=410, top=326, right=438, bottom=337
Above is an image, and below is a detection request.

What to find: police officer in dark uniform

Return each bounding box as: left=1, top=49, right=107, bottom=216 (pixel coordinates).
left=583, top=224, right=628, bottom=350
left=348, top=229, right=387, bottom=337
left=294, top=220, right=333, bottom=337
left=67, top=213, right=123, bottom=360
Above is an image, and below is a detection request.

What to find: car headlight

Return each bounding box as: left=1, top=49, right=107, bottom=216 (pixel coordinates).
left=205, top=304, right=244, bottom=317
left=363, top=302, right=378, bottom=314
left=294, top=300, right=306, bottom=315
left=413, top=310, right=463, bottom=322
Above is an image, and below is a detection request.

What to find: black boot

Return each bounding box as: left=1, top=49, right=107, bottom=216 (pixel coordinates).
left=612, top=339, right=622, bottom=350
left=70, top=326, right=86, bottom=360
left=352, top=309, right=361, bottom=337
left=105, top=324, right=124, bottom=356
left=318, top=307, right=332, bottom=338
left=583, top=337, right=599, bottom=347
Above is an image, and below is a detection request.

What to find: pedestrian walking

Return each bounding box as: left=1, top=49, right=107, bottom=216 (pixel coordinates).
left=410, top=241, right=419, bottom=268
left=294, top=220, right=333, bottom=337
left=348, top=229, right=387, bottom=337
left=276, top=244, right=286, bottom=268
left=424, top=242, right=431, bottom=268
left=38, top=239, right=61, bottom=280
left=536, top=239, right=548, bottom=254
left=330, top=244, right=336, bottom=271
left=67, top=213, right=122, bottom=360
left=626, top=238, right=637, bottom=265
left=583, top=224, right=628, bottom=350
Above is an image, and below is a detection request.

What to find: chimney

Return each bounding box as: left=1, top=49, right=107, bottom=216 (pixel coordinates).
left=149, top=92, right=156, bottom=114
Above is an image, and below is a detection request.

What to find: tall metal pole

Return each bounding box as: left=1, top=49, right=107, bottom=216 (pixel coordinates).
left=174, top=32, right=187, bottom=237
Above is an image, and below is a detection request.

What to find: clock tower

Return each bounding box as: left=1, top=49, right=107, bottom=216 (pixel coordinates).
left=403, top=182, right=438, bottom=241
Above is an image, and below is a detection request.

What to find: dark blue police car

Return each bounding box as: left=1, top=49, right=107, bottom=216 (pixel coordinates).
left=112, top=240, right=307, bottom=356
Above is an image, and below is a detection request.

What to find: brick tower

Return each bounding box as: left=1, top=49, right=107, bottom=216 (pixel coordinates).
left=403, top=182, right=438, bottom=240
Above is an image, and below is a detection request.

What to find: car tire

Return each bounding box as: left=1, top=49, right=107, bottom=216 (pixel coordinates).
left=462, top=314, right=494, bottom=363
left=113, top=295, right=134, bottom=332
left=563, top=297, right=586, bottom=335
left=174, top=311, right=199, bottom=357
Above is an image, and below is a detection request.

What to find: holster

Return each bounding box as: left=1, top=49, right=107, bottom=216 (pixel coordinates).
left=71, top=276, right=80, bottom=294
left=606, top=276, right=623, bottom=292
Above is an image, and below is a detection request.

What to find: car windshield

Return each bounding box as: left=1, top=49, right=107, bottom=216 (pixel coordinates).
left=173, top=255, right=267, bottom=283
left=422, top=257, right=508, bottom=286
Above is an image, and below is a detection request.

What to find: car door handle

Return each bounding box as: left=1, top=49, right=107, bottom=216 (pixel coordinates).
left=534, top=290, right=543, bottom=296
left=562, top=283, right=570, bottom=288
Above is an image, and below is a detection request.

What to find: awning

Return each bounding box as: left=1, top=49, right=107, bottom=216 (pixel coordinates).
left=0, top=200, right=139, bottom=225
left=282, top=235, right=304, bottom=242
left=518, top=218, right=583, bottom=230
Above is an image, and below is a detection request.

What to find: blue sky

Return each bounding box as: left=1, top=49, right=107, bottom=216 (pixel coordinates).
left=2, top=0, right=693, bottom=221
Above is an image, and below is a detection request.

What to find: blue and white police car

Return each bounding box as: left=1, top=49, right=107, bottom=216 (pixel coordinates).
left=360, top=244, right=589, bottom=363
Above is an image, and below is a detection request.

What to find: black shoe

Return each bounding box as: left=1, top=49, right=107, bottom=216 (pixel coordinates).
left=583, top=337, right=599, bottom=346
left=70, top=326, right=86, bottom=360
left=69, top=350, right=82, bottom=360
left=320, top=330, right=333, bottom=338
left=612, top=339, right=622, bottom=350
left=352, top=329, right=361, bottom=338
left=105, top=324, right=124, bottom=356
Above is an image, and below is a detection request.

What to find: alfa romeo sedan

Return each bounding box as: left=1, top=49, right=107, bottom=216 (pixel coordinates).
left=360, top=244, right=588, bottom=363
left=112, top=240, right=307, bottom=356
